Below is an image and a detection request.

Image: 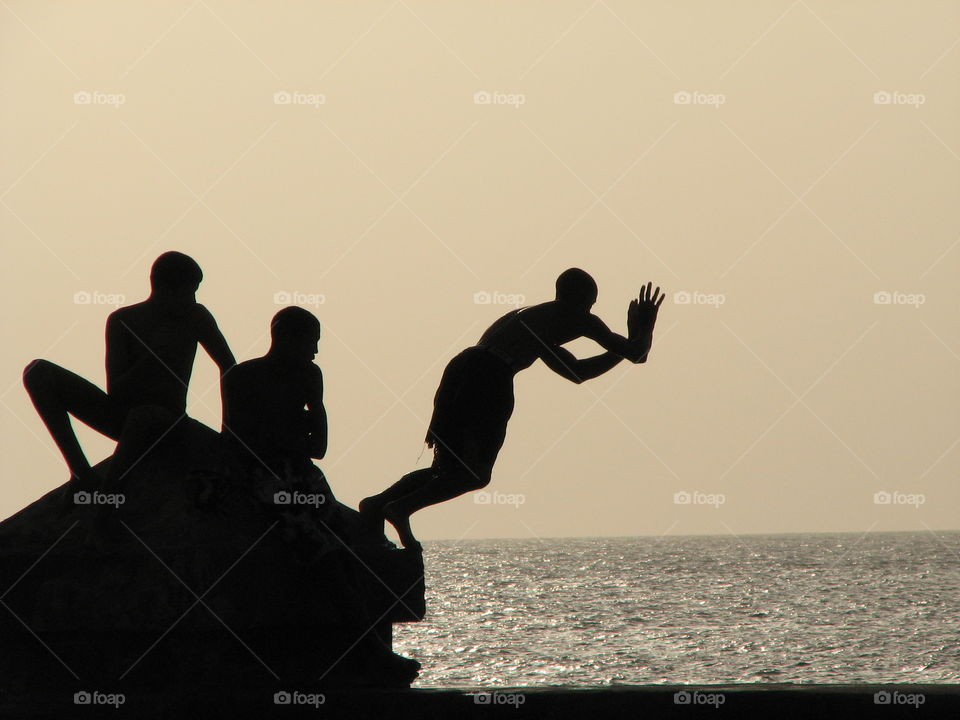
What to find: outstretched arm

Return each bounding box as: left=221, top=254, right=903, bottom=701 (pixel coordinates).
left=540, top=345, right=624, bottom=384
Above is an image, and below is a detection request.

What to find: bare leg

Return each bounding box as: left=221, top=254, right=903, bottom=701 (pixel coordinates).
left=359, top=468, right=435, bottom=532
left=22, top=359, right=124, bottom=488
left=382, top=464, right=489, bottom=549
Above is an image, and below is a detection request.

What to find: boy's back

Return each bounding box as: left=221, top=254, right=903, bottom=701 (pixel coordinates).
left=222, top=356, right=321, bottom=471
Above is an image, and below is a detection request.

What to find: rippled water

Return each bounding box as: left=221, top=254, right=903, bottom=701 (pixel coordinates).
left=393, top=533, right=960, bottom=687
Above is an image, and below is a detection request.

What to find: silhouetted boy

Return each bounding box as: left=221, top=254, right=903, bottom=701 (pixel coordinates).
left=360, top=269, right=664, bottom=548
left=221, top=306, right=327, bottom=477
left=222, top=306, right=420, bottom=682
left=23, top=251, right=235, bottom=497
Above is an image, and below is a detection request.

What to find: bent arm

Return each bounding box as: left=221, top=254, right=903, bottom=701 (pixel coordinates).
left=197, top=306, right=236, bottom=374
left=540, top=344, right=624, bottom=384
left=581, top=314, right=649, bottom=363
left=305, top=368, right=327, bottom=459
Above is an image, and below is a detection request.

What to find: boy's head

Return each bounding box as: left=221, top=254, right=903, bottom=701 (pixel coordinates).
left=150, top=252, right=202, bottom=309
left=270, top=306, right=321, bottom=363
left=555, top=268, right=598, bottom=311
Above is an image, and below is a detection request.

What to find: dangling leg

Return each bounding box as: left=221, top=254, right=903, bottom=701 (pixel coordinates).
left=359, top=467, right=435, bottom=538
left=381, top=444, right=490, bottom=549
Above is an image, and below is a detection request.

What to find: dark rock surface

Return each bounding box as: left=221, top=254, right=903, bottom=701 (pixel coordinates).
left=0, top=420, right=425, bottom=694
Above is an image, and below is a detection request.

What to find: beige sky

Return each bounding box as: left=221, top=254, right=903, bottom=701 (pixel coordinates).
left=2, top=1, right=958, bottom=541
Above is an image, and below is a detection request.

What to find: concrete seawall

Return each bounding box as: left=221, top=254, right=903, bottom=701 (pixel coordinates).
left=4, top=683, right=958, bottom=718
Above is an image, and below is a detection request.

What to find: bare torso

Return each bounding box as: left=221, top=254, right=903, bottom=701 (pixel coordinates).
left=106, top=301, right=206, bottom=412
left=477, top=301, right=592, bottom=373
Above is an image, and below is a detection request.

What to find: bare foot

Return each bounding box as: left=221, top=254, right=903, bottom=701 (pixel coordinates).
left=59, top=470, right=100, bottom=512
left=382, top=502, right=421, bottom=551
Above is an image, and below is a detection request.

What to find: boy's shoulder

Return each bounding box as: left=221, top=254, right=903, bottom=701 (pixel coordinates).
left=227, top=356, right=269, bottom=383
left=234, top=357, right=320, bottom=380
left=107, top=301, right=147, bottom=323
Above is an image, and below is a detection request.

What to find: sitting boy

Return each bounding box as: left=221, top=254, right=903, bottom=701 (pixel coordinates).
left=222, top=306, right=420, bottom=682
left=23, top=251, right=235, bottom=498
left=222, top=306, right=327, bottom=479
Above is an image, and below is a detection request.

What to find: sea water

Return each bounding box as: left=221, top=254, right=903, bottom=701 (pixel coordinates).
left=393, top=533, right=960, bottom=686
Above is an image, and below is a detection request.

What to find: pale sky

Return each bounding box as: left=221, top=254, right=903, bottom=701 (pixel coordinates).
left=2, top=1, right=958, bottom=541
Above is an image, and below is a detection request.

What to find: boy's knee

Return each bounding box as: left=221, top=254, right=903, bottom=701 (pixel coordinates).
left=452, top=466, right=491, bottom=492
left=22, top=359, right=52, bottom=391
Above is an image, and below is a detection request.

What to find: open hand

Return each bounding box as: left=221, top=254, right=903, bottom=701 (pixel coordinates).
left=628, top=281, right=664, bottom=338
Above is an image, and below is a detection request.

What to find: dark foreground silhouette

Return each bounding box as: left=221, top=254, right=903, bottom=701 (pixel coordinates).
left=7, top=257, right=663, bottom=695
left=361, top=269, right=663, bottom=548
left=8, top=253, right=424, bottom=691
left=22, top=252, right=235, bottom=495
left=0, top=421, right=424, bottom=690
